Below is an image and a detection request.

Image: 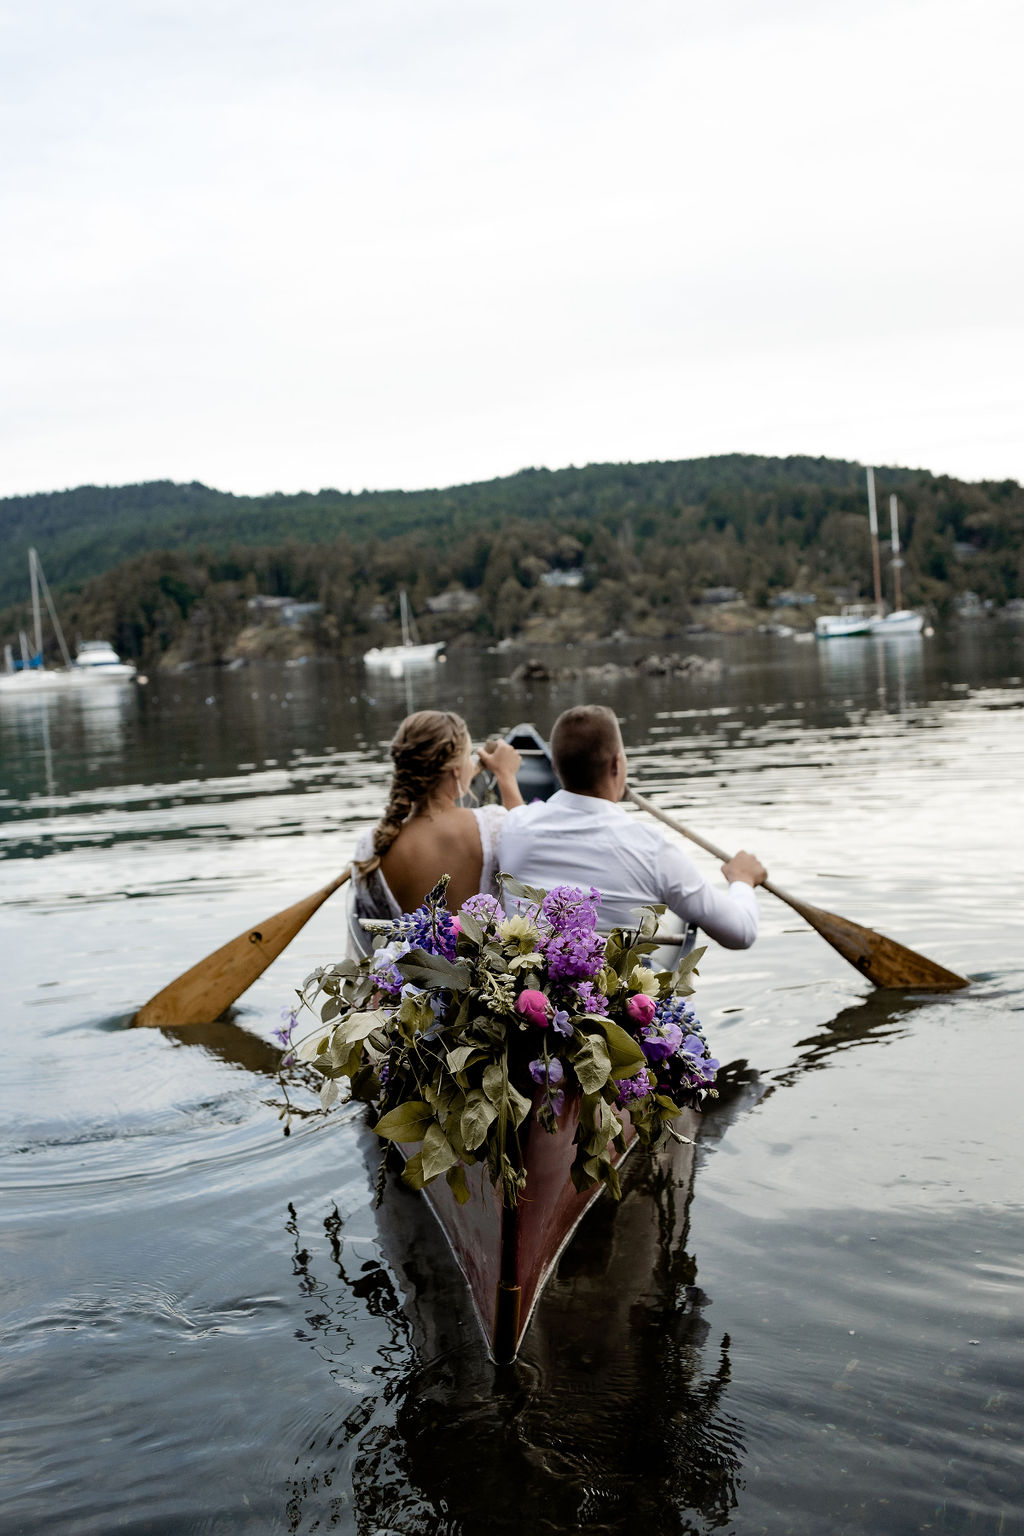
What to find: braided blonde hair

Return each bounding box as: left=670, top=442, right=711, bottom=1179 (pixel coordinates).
left=354, top=710, right=471, bottom=876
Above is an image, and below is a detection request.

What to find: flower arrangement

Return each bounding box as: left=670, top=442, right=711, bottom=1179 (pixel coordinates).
left=288, top=876, right=718, bottom=1208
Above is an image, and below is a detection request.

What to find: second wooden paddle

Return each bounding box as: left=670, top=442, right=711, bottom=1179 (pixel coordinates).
left=626, top=787, right=968, bottom=991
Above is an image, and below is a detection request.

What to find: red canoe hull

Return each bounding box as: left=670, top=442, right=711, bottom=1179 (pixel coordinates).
left=408, top=1099, right=700, bottom=1362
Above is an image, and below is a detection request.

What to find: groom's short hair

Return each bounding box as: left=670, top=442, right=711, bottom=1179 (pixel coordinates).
left=550, top=705, right=622, bottom=793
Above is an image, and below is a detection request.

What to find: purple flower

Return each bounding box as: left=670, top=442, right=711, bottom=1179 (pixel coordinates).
left=461, top=892, right=503, bottom=926
left=529, top=1055, right=565, bottom=1086
left=273, top=1006, right=298, bottom=1048
left=369, top=938, right=412, bottom=998
left=615, top=1068, right=655, bottom=1106
left=574, top=981, right=609, bottom=1016
left=545, top=929, right=605, bottom=984
left=551, top=1008, right=572, bottom=1037
left=640, top=1020, right=684, bottom=1064
left=540, top=884, right=602, bottom=935
left=680, top=1032, right=719, bottom=1083
left=407, top=903, right=458, bottom=962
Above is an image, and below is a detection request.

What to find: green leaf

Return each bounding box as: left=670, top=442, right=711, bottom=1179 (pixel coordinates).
left=319, top=1079, right=340, bottom=1111
left=421, top=1122, right=458, bottom=1182
left=397, top=991, right=436, bottom=1034
left=396, top=948, right=471, bottom=990
left=446, top=1044, right=485, bottom=1075
left=584, top=1016, right=647, bottom=1080
left=572, top=1033, right=612, bottom=1094
left=456, top=908, right=484, bottom=946
left=334, top=1007, right=390, bottom=1049
left=481, top=1061, right=505, bottom=1105
left=671, top=944, right=706, bottom=994
left=373, top=1100, right=434, bottom=1143
left=294, top=1030, right=331, bottom=1064
left=401, top=1151, right=426, bottom=1191
left=446, top=1163, right=471, bottom=1205
left=506, top=1082, right=533, bottom=1130
left=460, top=1089, right=498, bottom=1151
left=497, top=873, right=547, bottom=907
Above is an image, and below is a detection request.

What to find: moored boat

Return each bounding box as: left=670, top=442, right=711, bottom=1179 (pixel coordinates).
left=364, top=590, right=445, bottom=675
left=815, top=470, right=927, bottom=640
left=71, top=639, right=138, bottom=680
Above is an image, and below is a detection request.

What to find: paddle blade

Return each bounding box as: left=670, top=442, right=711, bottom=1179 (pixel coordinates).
left=131, top=872, right=349, bottom=1027
left=779, top=893, right=969, bottom=991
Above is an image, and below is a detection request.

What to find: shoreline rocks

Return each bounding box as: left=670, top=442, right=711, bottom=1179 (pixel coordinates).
left=507, top=652, right=725, bottom=685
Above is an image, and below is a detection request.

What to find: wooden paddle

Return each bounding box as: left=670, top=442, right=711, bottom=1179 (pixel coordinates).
left=131, top=870, right=351, bottom=1027
left=626, top=787, right=968, bottom=991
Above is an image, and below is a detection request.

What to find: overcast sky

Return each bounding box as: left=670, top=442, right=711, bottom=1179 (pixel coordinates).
left=1, top=0, right=1020, bottom=499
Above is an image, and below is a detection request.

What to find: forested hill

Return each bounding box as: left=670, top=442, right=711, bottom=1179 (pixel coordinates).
left=0, top=454, right=935, bottom=610
left=1, top=454, right=1020, bottom=668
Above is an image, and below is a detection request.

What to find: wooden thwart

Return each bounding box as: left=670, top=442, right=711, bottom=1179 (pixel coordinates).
left=131, top=871, right=351, bottom=1027
left=626, top=787, right=968, bottom=992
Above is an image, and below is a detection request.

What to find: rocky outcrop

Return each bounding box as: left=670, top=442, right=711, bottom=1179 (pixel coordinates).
left=507, top=652, right=725, bottom=685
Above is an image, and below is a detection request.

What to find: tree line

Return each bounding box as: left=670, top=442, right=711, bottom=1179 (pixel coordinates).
left=1, top=455, right=1020, bottom=667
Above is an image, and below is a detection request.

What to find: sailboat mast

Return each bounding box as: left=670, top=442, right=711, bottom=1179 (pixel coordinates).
left=866, top=469, right=884, bottom=617
left=29, top=548, right=43, bottom=661
left=399, top=590, right=411, bottom=648
left=888, top=494, right=903, bottom=612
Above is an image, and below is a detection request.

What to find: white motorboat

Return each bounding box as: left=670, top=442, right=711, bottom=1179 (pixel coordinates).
left=71, top=640, right=138, bottom=680
left=363, top=590, right=445, bottom=676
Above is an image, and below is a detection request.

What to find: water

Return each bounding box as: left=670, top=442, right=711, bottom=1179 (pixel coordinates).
left=2, top=628, right=1023, bottom=1535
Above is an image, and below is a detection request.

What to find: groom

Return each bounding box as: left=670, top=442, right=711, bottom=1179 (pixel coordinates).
left=497, top=705, right=766, bottom=952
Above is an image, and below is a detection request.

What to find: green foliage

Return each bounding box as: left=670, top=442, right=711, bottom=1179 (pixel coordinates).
left=2, top=455, right=1020, bottom=660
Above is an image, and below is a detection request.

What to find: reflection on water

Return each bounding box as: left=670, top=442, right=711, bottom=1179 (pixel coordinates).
left=284, top=1136, right=744, bottom=1536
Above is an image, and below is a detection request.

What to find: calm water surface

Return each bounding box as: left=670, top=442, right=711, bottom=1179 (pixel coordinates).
left=2, top=628, right=1023, bottom=1535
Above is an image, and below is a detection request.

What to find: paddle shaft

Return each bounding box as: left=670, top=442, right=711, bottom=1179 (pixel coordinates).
left=626, top=787, right=968, bottom=991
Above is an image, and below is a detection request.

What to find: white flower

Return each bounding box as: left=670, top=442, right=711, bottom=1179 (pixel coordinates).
left=629, top=964, right=659, bottom=998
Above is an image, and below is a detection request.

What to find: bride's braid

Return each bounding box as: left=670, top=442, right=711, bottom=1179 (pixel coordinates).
left=354, top=711, right=470, bottom=875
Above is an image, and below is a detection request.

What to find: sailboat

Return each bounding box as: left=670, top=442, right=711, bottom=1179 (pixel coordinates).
left=815, top=470, right=925, bottom=639
left=363, top=589, right=445, bottom=676
left=0, top=549, right=137, bottom=694
left=870, top=488, right=924, bottom=635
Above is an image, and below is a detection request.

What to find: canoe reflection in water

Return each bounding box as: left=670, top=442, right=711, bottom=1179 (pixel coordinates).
left=283, top=1117, right=746, bottom=1535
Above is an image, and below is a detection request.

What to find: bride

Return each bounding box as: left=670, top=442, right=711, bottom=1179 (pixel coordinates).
left=347, top=710, right=523, bottom=955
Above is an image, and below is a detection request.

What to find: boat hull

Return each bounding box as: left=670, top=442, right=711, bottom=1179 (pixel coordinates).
left=363, top=641, right=445, bottom=674
left=814, top=613, right=873, bottom=639
left=405, top=1097, right=699, bottom=1362
left=0, top=666, right=136, bottom=694
left=870, top=609, right=924, bottom=635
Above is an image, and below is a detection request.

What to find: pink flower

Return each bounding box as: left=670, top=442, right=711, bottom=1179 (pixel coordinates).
left=626, top=993, right=657, bottom=1026
left=451, top=917, right=462, bottom=936
left=516, top=989, right=551, bottom=1028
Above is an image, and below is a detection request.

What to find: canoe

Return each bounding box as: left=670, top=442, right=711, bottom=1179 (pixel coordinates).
left=396, top=723, right=693, bottom=1363
left=404, top=1096, right=701, bottom=1364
